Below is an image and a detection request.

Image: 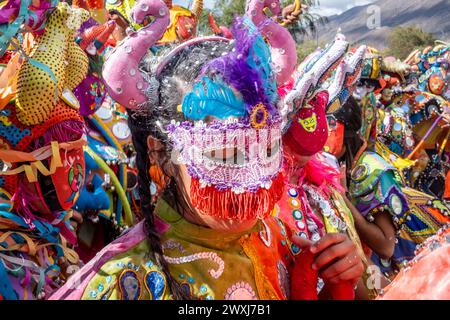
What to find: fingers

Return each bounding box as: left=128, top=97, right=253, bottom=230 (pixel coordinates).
left=291, top=235, right=314, bottom=249
left=319, top=252, right=361, bottom=280
left=327, top=262, right=365, bottom=285
left=71, top=210, right=84, bottom=224
left=312, top=239, right=356, bottom=271
left=70, top=211, right=83, bottom=232
left=310, top=233, right=347, bottom=254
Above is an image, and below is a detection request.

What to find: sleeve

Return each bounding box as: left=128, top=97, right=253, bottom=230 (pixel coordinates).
left=351, top=168, right=407, bottom=229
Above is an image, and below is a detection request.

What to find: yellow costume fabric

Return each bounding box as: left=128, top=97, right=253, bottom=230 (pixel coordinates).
left=81, top=200, right=295, bottom=300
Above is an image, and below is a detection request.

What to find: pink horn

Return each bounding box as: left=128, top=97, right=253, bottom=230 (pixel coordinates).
left=102, top=0, right=170, bottom=109
left=246, top=0, right=297, bottom=85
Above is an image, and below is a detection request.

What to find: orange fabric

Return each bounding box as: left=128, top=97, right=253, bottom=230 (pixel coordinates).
left=444, top=170, right=450, bottom=200
left=240, top=218, right=295, bottom=300
left=324, top=121, right=345, bottom=156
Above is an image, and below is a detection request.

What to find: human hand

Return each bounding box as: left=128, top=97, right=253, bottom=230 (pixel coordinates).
left=310, top=233, right=364, bottom=286
left=69, top=210, right=84, bottom=233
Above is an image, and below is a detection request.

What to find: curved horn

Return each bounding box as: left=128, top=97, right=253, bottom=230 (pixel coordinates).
left=246, top=0, right=297, bottom=85
left=282, top=35, right=349, bottom=130
left=102, top=0, right=170, bottom=109
left=192, top=0, right=203, bottom=18
left=327, top=45, right=366, bottom=113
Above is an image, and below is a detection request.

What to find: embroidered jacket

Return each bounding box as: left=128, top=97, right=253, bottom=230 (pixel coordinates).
left=50, top=200, right=312, bottom=300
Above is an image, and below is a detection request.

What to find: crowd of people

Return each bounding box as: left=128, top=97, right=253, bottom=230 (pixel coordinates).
left=0, top=0, right=449, bottom=300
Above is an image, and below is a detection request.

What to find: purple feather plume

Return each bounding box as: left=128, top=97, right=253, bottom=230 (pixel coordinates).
left=201, top=17, right=278, bottom=116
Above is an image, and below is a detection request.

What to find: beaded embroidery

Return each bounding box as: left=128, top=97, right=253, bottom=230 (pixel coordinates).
left=144, top=270, right=166, bottom=300
left=118, top=269, right=142, bottom=300
left=163, top=252, right=225, bottom=279
left=224, top=281, right=257, bottom=300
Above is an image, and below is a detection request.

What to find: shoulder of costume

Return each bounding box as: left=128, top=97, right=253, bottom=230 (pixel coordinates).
left=48, top=221, right=159, bottom=300
left=350, top=151, right=398, bottom=197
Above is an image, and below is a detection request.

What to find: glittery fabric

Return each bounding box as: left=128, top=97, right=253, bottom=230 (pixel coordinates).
left=15, top=3, right=89, bottom=126
left=53, top=200, right=309, bottom=300
left=350, top=151, right=450, bottom=276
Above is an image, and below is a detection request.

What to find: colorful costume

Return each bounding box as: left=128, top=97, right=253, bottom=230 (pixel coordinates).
left=71, top=12, right=137, bottom=262
left=51, top=200, right=300, bottom=300
left=106, top=0, right=203, bottom=43
left=0, top=1, right=90, bottom=299
left=50, top=0, right=358, bottom=300
left=350, top=150, right=449, bottom=274
left=342, top=46, right=450, bottom=277
left=275, top=32, right=371, bottom=297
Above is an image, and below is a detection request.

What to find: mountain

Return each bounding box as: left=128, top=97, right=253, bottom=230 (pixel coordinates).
left=310, top=0, right=450, bottom=48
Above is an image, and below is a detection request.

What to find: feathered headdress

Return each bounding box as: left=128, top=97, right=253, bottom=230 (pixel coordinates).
left=181, top=17, right=279, bottom=123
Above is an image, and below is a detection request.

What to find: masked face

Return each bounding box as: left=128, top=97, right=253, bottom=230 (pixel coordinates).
left=283, top=91, right=329, bottom=158
left=298, top=112, right=317, bottom=132
left=324, top=117, right=345, bottom=157
left=166, top=19, right=283, bottom=221
left=169, top=118, right=284, bottom=221
left=170, top=120, right=282, bottom=192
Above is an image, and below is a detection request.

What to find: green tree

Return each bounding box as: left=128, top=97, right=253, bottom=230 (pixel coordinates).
left=214, top=0, right=247, bottom=27
left=209, top=0, right=326, bottom=40
left=387, top=26, right=436, bottom=60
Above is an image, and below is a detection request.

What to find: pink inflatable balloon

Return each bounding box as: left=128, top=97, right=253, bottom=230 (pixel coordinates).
left=246, top=0, right=297, bottom=85
left=102, top=0, right=170, bottom=109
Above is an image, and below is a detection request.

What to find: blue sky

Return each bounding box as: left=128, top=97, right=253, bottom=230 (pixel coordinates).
left=173, top=0, right=377, bottom=16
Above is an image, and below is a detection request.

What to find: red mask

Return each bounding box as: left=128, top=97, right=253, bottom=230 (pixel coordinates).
left=283, top=91, right=329, bottom=157
left=38, top=147, right=86, bottom=212
left=176, top=16, right=196, bottom=41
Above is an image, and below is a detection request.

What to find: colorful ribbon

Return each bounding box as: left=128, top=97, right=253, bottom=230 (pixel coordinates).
left=0, top=138, right=87, bottom=183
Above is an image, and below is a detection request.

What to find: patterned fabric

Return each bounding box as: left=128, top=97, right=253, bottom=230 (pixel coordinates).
left=67, top=200, right=300, bottom=300
left=276, top=161, right=372, bottom=296
left=350, top=151, right=450, bottom=276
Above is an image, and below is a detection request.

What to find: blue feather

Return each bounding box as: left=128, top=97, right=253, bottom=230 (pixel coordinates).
left=242, top=17, right=277, bottom=104
left=182, top=76, right=246, bottom=120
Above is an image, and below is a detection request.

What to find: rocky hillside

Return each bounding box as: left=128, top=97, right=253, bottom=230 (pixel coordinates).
left=311, top=0, right=450, bottom=48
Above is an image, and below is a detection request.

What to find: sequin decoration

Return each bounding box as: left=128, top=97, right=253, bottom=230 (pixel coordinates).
left=118, top=269, right=142, bottom=300
left=144, top=271, right=166, bottom=300
left=351, top=164, right=369, bottom=182
left=390, top=194, right=403, bottom=215
left=277, top=261, right=290, bottom=299
left=259, top=220, right=272, bottom=247
left=164, top=252, right=225, bottom=279
left=224, top=282, right=257, bottom=300
left=0, top=109, right=32, bottom=148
